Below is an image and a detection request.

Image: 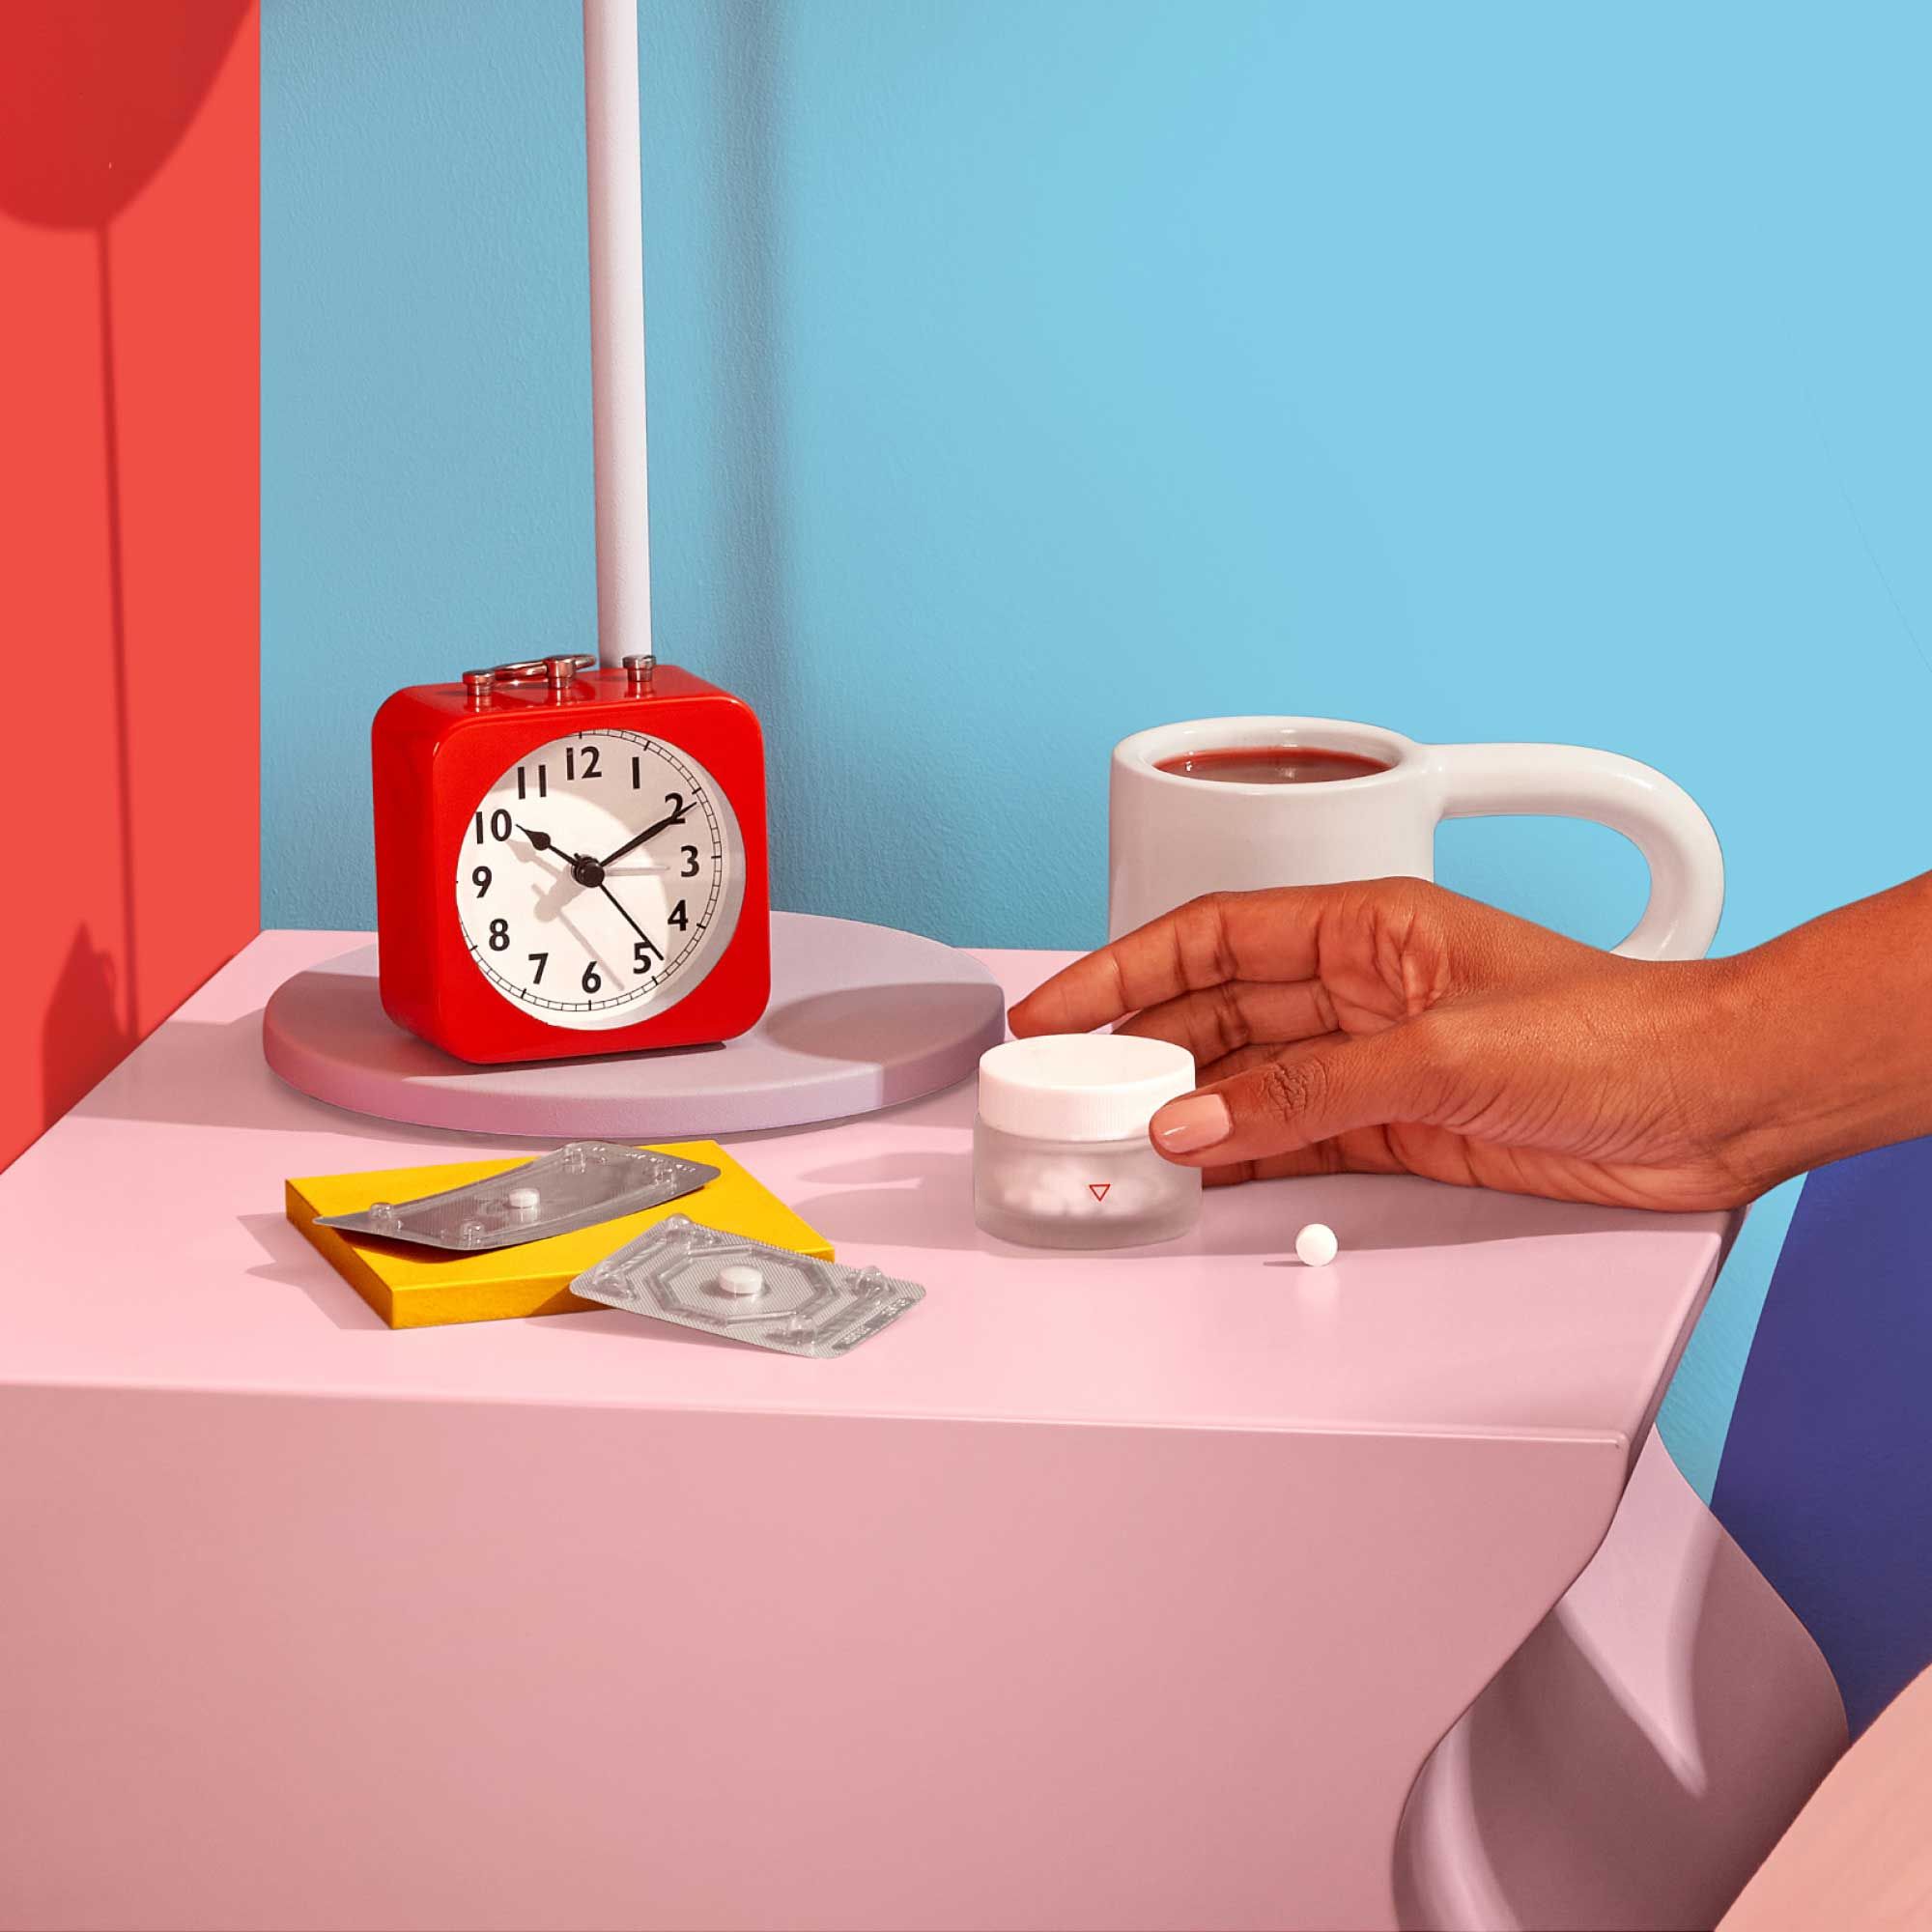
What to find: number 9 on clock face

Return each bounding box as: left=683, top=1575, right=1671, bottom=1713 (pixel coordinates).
left=456, top=728, right=747, bottom=1029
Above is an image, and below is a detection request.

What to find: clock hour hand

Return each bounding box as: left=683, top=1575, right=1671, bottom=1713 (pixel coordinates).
left=598, top=803, right=691, bottom=871
left=520, top=824, right=604, bottom=888
left=517, top=823, right=576, bottom=862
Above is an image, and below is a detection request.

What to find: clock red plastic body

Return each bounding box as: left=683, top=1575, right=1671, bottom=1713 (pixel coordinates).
left=371, top=661, right=770, bottom=1065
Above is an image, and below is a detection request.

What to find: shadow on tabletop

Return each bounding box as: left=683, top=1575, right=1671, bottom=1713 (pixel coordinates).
left=237, top=1210, right=745, bottom=1353
left=788, top=1151, right=1661, bottom=1261
left=237, top=1211, right=390, bottom=1332
left=530, top=1308, right=795, bottom=1354
left=761, top=980, right=1005, bottom=1073
left=287, top=952, right=729, bottom=1066
left=71, top=1012, right=434, bottom=1142
left=71, top=1009, right=547, bottom=1147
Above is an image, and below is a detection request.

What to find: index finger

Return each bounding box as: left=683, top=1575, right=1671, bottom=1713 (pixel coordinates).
left=1009, top=888, right=1339, bottom=1037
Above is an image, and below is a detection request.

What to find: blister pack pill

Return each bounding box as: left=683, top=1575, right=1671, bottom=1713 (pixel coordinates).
left=570, top=1215, right=924, bottom=1357
left=316, top=1142, right=720, bottom=1252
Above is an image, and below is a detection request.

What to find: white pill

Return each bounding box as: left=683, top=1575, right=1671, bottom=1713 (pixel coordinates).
left=1294, top=1222, right=1338, bottom=1267
left=718, top=1264, right=765, bottom=1297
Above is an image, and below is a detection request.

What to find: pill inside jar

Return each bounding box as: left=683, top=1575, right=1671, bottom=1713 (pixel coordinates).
left=973, top=1035, right=1201, bottom=1251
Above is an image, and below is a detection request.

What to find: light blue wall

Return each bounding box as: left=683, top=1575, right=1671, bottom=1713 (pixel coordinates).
left=263, top=0, right=1932, bottom=1496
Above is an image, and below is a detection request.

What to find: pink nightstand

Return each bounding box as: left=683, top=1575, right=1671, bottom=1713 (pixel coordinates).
left=0, top=934, right=1840, bottom=1930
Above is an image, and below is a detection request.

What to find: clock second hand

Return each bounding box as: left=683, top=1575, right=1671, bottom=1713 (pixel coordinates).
left=522, top=822, right=668, bottom=882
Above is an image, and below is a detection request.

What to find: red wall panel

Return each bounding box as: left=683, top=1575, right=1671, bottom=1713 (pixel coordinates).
left=0, top=2, right=259, bottom=1170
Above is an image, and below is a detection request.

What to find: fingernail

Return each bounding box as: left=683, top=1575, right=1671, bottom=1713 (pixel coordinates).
left=1152, top=1094, right=1232, bottom=1154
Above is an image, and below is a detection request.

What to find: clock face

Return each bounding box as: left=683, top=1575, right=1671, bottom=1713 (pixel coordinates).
left=456, top=728, right=746, bottom=1030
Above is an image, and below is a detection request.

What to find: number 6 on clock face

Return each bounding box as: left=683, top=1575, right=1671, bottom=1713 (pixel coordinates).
left=455, top=727, right=747, bottom=1030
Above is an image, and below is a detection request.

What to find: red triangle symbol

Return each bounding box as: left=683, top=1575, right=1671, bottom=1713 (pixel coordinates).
left=1088, top=1183, right=1111, bottom=1202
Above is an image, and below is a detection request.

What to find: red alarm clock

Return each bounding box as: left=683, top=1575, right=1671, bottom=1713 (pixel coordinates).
left=371, top=652, right=770, bottom=1065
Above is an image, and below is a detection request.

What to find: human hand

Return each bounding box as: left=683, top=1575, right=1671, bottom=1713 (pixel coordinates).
left=1009, top=879, right=1794, bottom=1212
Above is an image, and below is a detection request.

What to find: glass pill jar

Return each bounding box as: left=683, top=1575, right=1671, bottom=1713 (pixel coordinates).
left=973, top=1034, right=1201, bottom=1250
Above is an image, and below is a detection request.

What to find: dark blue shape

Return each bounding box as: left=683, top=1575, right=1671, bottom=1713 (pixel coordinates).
left=1713, top=1135, right=1932, bottom=1736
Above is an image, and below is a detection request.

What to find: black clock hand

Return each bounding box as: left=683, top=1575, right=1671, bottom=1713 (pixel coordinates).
left=598, top=803, right=691, bottom=871
left=598, top=882, right=650, bottom=948
left=520, top=824, right=604, bottom=888
left=518, top=823, right=576, bottom=862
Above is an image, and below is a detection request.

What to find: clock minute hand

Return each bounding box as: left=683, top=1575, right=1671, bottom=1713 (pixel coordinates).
left=599, top=804, right=690, bottom=871
left=598, top=882, right=650, bottom=947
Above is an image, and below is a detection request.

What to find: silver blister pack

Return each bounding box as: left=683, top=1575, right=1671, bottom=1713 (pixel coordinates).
left=317, top=1142, right=720, bottom=1252
left=570, top=1215, right=924, bottom=1357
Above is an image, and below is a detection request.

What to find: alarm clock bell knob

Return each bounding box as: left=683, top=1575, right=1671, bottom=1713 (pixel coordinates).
left=623, top=652, right=656, bottom=695
left=461, top=653, right=596, bottom=696
left=462, top=668, right=495, bottom=708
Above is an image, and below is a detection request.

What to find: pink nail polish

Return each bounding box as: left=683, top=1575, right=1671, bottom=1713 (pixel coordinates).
left=1152, top=1094, right=1232, bottom=1154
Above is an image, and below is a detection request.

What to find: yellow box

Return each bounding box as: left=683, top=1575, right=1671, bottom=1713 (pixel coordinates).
left=286, top=1142, right=833, bottom=1330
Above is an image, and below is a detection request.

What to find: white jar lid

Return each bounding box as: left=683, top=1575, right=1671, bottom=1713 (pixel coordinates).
left=978, top=1034, right=1196, bottom=1143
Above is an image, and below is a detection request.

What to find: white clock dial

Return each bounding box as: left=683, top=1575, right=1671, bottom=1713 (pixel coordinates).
left=456, top=728, right=745, bottom=1030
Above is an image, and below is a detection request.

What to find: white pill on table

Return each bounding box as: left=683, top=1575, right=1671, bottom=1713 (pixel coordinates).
left=718, top=1263, right=765, bottom=1297
left=1294, top=1222, right=1338, bottom=1267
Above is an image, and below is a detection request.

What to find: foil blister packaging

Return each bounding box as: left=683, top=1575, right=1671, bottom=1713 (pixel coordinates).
left=570, top=1215, right=924, bottom=1357
left=317, top=1142, right=720, bottom=1252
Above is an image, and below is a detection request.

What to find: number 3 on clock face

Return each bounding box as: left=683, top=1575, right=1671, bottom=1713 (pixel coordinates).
left=455, top=728, right=747, bottom=1030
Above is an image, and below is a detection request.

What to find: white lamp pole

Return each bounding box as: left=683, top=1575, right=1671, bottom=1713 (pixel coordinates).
left=582, top=0, right=652, bottom=669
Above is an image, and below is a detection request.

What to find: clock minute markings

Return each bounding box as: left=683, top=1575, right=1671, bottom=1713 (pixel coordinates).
left=463, top=730, right=737, bottom=1030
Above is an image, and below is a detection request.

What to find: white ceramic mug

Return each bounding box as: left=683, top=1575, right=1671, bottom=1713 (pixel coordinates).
left=1109, top=716, right=1724, bottom=960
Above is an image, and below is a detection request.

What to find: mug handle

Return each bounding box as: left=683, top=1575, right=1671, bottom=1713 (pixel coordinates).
left=1429, top=743, right=1724, bottom=960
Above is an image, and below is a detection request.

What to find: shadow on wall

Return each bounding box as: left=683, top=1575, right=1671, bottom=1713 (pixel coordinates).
left=43, top=930, right=131, bottom=1138
left=0, top=0, right=257, bottom=1169
left=666, top=0, right=807, bottom=907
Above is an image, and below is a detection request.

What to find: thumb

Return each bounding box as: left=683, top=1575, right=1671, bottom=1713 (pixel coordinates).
left=1149, top=1025, right=1451, bottom=1166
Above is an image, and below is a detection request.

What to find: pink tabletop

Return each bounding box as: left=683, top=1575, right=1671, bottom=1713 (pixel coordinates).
left=0, top=933, right=1746, bottom=1932
left=4, top=931, right=1727, bottom=1448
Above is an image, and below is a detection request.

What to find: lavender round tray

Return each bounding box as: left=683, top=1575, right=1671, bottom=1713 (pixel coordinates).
left=263, top=912, right=1008, bottom=1139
